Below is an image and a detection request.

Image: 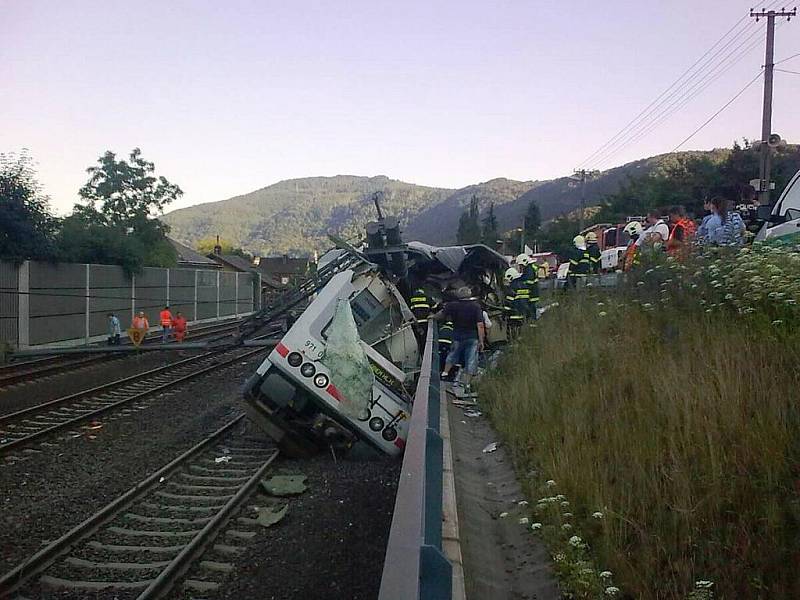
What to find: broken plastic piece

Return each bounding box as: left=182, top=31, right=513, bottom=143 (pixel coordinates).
left=255, top=504, right=288, bottom=527
left=261, top=475, right=308, bottom=497
left=214, top=456, right=231, bottom=464
left=482, top=442, right=499, bottom=454
left=323, top=299, right=375, bottom=418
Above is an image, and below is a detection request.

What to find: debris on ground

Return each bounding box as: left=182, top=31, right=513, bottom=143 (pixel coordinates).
left=214, top=455, right=231, bottom=463
left=255, top=504, right=289, bottom=527
left=261, top=474, right=308, bottom=496
left=482, top=442, right=499, bottom=454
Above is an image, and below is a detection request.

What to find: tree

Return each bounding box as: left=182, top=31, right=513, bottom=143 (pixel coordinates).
left=0, top=152, right=59, bottom=262
left=525, top=200, right=541, bottom=237
left=79, top=148, right=183, bottom=226
left=196, top=237, right=252, bottom=259
left=456, top=195, right=482, bottom=244
left=60, top=148, right=180, bottom=272
left=481, top=202, right=499, bottom=246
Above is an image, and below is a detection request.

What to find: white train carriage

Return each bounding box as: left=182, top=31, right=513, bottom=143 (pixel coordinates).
left=243, top=264, right=420, bottom=457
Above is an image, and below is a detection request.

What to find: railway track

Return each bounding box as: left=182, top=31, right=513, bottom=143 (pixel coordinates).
left=0, top=318, right=253, bottom=389
left=0, top=345, right=271, bottom=456
left=0, top=415, right=279, bottom=599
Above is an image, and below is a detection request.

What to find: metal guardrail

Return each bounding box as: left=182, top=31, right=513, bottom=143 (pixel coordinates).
left=379, top=320, right=452, bottom=600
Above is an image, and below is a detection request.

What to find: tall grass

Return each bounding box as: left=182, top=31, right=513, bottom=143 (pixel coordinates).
left=480, top=254, right=800, bottom=599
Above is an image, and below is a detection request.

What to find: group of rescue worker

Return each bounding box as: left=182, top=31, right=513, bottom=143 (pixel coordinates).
left=110, top=305, right=188, bottom=344
left=501, top=253, right=544, bottom=338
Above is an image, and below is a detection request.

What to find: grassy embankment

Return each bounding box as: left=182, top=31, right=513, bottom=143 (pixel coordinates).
left=480, top=245, right=800, bottom=599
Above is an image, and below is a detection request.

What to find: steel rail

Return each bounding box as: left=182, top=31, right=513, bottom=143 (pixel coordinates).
left=0, top=346, right=270, bottom=454
left=0, top=415, right=278, bottom=598
left=0, top=318, right=264, bottom=382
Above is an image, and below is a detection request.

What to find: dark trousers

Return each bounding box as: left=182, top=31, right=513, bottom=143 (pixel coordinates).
left=107, top=334, right=120, bottom=346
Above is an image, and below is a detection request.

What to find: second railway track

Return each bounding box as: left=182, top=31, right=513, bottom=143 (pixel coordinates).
left=0, top=318, right=262, bottom=389
left=0, top=415, right=279, bottom=599
left=0, top=344, right=271, bottom=456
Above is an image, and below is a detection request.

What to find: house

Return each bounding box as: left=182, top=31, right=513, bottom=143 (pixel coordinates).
left=254, top=255, right=313, bottom=287
left=168, top=238, right=221, bottom=270
left=208, top=252, right=259, bottom=274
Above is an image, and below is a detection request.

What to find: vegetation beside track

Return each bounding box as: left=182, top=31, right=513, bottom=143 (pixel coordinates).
left=479, top=245, right=800, bottom=599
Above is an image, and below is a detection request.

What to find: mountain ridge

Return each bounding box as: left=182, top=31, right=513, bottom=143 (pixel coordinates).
left=162, top=150, right=729, bottom=255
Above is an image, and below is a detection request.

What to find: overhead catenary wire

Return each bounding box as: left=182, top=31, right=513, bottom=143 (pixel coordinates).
left=593, top=23, right=775, bottom=170
left=671, top=69, right=765, bottom=152
left=575, top=10, right=754, bottom=170
left=589, top=18, right=772, bottom=170
left=578, top=1, right=783, bottom=172
left=775, top=67, right=800, bottom=75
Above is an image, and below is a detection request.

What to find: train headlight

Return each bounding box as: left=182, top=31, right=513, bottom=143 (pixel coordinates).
left=313, top=373, right=329, bottom=388
left=300, top=362, right=316, bottom=378
left=287, top=352, right=303, bottom=367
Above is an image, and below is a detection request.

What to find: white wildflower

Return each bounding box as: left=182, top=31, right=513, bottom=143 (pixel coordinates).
left=560, top=500, right=570, bottom=508
left=531, top=522, right=543, bottom=531
left=499, top=512, right=509, bottom=518
left=545, top=479, right=556, bottom=488
left=695, top=580, right=714, bottom=589
left=772, top=319, right=784, bottom=326
left=599, top=311, right=607, bottom=317
left=561, top=523, right=573, bottom=531
left=568, top=535, right=583, bottom=547
left=518, top=500, right=529, bottom=507
left=592, top=511, right=604, bottom=519
left=600, top=570, right=613, bottom=579
left=519, top=517, right=530, bottom=525
left=562, top=512, right=573, bottom=519
left=605, top=586, right=621, bottom=596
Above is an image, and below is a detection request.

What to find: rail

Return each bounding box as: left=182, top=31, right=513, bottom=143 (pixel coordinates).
left=378, top=319, right=451, bottom=600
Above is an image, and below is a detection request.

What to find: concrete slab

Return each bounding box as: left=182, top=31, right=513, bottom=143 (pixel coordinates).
left=446, top=389, right=560, bottom=600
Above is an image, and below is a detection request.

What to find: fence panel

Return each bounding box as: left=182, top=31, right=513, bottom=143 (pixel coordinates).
left=237, top=272, right=254, bottom=315
left=134, top=268, right=168, bottom=324
left=168, top=268, right=195, bottom=321
left=219, top=272, right=237, bottom=317
left=0, top=262, right=18, bottom=347
left=196, top=270, right=219, bottom=320
left=28, top=262, right=86, bottom=345
left=89, top=265, right=131, bottom=337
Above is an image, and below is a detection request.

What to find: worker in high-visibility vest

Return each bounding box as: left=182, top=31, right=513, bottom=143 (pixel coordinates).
left=172, top=311, right=188, bottom=343
left=409, top=288, right=432, bottom=324
left=567, top=235, right=591, bottom=289
left=502, top=267, right=525, bottom=339
left=132, top=311, right=149, bottom=330
left=159, top=306, right=173, bottom=343
left=585, top=232, right=602, bottom=274
left=515, top=254, right=540, bottom=320
left=438, top=320, right=454, bottom=374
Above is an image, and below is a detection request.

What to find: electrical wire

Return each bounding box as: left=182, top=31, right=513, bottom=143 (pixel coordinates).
left=578, top=1, right=784, bottom=171
left=594, top=24, right=773, bottom=169
left=590, top=20, right=770, bottom=169
left=575, top=9, right=754, bottom=170
left=671, top=69, right=765, bottom=152
left=774, top=52, right=800, bottom=66
left=775, top=67, right=800, bottom=75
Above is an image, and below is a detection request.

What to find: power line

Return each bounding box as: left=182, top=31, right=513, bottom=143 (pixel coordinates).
left=775, top=67, right=800, bottom=75
left=671, top=69, right=765, bottom=152
left=775, top=51, right=800, bottom=65
left=578, top=1, right=784, bottom=171
left=575, top=10, right=755, bottom=170
left=593, top=25, right=772, bottom=169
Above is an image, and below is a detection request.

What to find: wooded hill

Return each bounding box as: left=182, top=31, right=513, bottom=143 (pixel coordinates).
left=162, top=147, right=795, bottom=256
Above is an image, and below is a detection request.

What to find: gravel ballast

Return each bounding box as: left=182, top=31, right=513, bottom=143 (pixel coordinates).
left=1, top=348, right=402, bottom=599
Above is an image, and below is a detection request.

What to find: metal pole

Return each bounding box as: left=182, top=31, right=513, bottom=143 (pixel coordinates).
left=84, top=264, right=90, bottom=346
left=751, top=7, right=795, bottom=205
left=579, top=170, right=586, bottom=231
left=760, top=12, right=776, bottom=206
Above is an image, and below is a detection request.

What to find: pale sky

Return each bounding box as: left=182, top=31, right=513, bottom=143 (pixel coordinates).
left=2, top=0, right=799, bottom=215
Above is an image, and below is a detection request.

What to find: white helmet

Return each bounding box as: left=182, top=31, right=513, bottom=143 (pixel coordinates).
left=573, top=235, right=586, bottom=249
left=503, top=267, right=521, bottom=285
left=624, top=221, right=643, bottom=237
left=515, top=253, right=532, bottom=267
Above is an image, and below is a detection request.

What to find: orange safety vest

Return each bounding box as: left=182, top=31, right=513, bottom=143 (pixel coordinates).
left=172, top=316, right=187, bottom=332
left=132, top=316, right=149, bottom=330
left=667, top=218, right=697, bottom=255
left=622, top=243, right=639, bottom=272
left=160, top=310, right=173, bottom=327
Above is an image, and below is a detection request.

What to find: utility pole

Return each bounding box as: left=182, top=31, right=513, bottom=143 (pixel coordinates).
left=571, top=169, right=598, bottom=231
left=750, top=6, right=796, bottom=206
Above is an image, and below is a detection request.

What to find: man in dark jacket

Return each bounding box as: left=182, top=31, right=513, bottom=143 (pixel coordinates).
left=433, top=286, right=485, bottom=395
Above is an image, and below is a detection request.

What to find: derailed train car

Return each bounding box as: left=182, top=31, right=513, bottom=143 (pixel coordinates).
left=242, top=220, right=508, bottom=457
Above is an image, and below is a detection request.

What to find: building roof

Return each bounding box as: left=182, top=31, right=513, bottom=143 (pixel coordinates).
left=255, top=256, right=311, bottom=276
left=168, top=238, right=221, bottom=269
left=209, top=253, right=258, bottom=273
